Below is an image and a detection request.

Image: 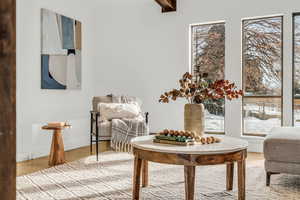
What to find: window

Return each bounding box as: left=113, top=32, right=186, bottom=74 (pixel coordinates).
left=242, top=16, right=283, bottom=136
left=191, top=22, right=225, bottom=133
left=294, top=14, right=300, bottom=126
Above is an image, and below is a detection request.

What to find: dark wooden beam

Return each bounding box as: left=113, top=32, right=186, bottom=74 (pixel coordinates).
left=0, top=0, right=16, bottom=199
left=154, top=0, right=176, bottom=13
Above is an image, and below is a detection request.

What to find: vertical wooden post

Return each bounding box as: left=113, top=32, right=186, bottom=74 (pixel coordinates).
left=132, top=157, right=142, bottom=200
left=238, top=159, right=246, bottom=200
left=184, top=166, right=196, bottom=200
left=0, top=0, right=16, bottom=199
left=141, top=160, right=149, bottom=187
left=226, top=162, right=234, bottom=191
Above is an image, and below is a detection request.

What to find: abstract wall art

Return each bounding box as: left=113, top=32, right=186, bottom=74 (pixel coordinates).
left=41, top=9, right=82, bottom=89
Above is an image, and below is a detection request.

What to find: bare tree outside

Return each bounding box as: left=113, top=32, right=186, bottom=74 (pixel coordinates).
left=191, top=17, right=283, bottom=135
left=242, top=17, right=282, bottom=135
left=243, top=17, right=282, bottom=96
left=191, top=23, right=225, bottom=133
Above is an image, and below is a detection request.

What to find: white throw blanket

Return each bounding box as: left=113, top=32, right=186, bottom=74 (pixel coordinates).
left=110, top=95, right=149, bottom=152
left=111, top=118, right=148, bottom=152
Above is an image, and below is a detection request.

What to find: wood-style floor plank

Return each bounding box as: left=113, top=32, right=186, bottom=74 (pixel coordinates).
left=17, top=142, right=110, bottom=176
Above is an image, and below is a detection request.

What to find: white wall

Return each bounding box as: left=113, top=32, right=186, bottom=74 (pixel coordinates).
left=16, top=0, right=113, bottom=161
left=17, top=0, right=300, bottom=161
left=93, top=0, right=300, bottom=152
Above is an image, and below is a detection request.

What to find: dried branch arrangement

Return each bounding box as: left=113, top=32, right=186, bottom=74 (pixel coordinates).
left=159, top=72, right=243, bottom=104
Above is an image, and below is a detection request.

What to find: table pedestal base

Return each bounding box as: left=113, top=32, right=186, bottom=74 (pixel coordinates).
left=49, top=130, right=65, bottom=166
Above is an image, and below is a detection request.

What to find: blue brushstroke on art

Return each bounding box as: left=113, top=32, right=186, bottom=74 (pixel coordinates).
left=61, top=16, right=75, bottom=49
left=41, top=54, right=66, bottom=89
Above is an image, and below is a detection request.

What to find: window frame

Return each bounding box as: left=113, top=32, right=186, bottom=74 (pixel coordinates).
left=292, top=13, right=300, bottom=126
left=189, top=21, right=226, bottom=134
left=241, top=15, right=284, bottom=137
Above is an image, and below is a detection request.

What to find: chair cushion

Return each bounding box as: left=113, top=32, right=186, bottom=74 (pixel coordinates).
left=112, top=96, right=142, bottom=107
left=99, top=121, right=112, bottom=137
left=93, top=121, right=112, bottom=137
left=92, top=95, right=142, bottom=111
left=92, top=96, right=113, bottom=111
left=264, top=127, right=300, bottom=163
left=98, top=103, right=141, bottom=121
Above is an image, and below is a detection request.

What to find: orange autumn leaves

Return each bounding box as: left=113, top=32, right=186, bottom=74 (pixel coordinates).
left=159, top=72, right=243, bottom=104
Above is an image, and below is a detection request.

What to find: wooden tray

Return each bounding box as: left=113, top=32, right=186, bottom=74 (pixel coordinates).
left=153, top=139, right=195, bottom=146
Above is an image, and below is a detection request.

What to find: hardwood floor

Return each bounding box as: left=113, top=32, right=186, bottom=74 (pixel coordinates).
left=17, top=142, right=110, bottom=176
left=17, top=142, right=264, bottom=176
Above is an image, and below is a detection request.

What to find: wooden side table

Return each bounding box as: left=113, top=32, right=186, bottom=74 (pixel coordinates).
left=42, top=124, right=71, bottom=166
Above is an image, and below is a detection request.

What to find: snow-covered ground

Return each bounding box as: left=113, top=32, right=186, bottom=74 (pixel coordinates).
left=205, top=106, right=300, bottom=135
left=244, top=117, right=280, bottom=134
left=205, top=105, right=282, bottom=134
left=294, top=110, right=300, bottom=127
left=244, top=103, right=281, bottom=116
left=205, top=111, right=224, bottom=133
left=243, top=103, right=281, bottom=135
left=205, top=112, right=281, bottom=134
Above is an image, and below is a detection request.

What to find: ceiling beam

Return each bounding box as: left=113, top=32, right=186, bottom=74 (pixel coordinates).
left=154, top=0, right=176, bottom=13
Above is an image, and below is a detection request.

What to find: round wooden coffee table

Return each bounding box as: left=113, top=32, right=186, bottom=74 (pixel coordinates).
left=131, top=135, right=248, bottom=200
left=42, top=124, right=71, bottom=166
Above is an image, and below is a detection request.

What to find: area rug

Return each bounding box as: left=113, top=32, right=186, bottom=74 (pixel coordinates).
left=17, top=152, right=300, bottom=200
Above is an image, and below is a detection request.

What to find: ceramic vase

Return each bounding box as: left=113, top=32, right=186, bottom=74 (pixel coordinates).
left=184, top=103, right=205, bottom=137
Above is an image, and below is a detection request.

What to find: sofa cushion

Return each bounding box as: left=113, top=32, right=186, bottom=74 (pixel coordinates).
left=264, top=127, right=300, bottom=163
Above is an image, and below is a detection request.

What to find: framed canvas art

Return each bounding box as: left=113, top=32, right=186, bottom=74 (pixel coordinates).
left=41, top=9, right=82, bottom=89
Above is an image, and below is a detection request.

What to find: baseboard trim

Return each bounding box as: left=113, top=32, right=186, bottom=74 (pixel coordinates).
left=17, top=137, right=90, bottom=162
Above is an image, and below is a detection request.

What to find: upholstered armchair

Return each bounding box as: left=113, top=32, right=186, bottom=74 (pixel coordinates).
left=90, top=95, right=149, bottom=160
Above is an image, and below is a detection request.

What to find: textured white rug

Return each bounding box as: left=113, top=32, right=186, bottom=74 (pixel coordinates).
left=17, top=152, right=300, bottom=200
